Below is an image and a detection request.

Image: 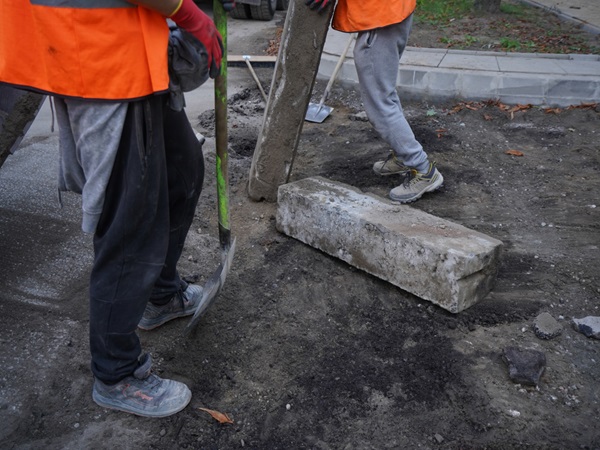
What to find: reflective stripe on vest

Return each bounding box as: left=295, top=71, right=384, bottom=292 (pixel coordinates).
left=0, top=1, right=169, bottom=100
left=30, top=0, right=134, bottom=7
left=332, top=0, right=416, bottom=33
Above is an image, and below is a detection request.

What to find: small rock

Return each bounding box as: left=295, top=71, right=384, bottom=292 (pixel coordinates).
left=503, top=346, right=546, bottom=386
left=507, top=409, right=521, bottom=417
left=572, top=316, right=600, bottom=339
left=434, top=433, right=444, bottom=443
left=160, top=429, right=167, bottom=437
left=533, top=312, right=563, bottom=340
left=349, top=111, right=368, bottom=122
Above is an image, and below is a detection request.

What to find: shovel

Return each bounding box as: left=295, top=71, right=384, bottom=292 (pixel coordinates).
left=186, top=0, right=236, bottom=335
left=305, top=33, right=355, bottom=123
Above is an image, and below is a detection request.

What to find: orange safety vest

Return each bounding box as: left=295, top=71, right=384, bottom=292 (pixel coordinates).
left=332, top=0, right=417, bottom=33
left=0, top=0, right=169, bottom=101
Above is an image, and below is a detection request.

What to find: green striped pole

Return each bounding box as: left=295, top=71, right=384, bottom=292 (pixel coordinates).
left=213, top=0, right=230, bottom=251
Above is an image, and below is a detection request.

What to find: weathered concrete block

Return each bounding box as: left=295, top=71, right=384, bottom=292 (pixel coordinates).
left=276, top=177, right=503, bottom=313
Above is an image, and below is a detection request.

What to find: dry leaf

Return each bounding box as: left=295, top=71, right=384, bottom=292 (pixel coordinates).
left=505, top=149, right=524, bottom=157
left=567, top=102, right=597, bottom=110
left=483, top=113, right=494, bottom=121
left=508, top=104, right=532, bottom=113
left=544, top=107, right=562, bottom=114
left=198, top=407, right=234, bottom=424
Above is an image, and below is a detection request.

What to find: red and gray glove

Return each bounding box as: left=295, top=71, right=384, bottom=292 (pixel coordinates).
left=170, top=0, right=224, bottom=78
left=305, top=0, right=331, bottom=13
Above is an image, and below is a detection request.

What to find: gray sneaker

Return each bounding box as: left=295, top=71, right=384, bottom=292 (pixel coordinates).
left=373, top=154, right=410, bottom=176
left=138, top=284, right=203, bottom=331
left=92, top=354, right=191, bottom=418
left=389, top=162, right=444, bottom=203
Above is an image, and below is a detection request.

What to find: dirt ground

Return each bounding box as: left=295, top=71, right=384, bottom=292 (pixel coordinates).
left=2, top=7, right=600, bottom=450
left=409, top=0, right=600, bottom=54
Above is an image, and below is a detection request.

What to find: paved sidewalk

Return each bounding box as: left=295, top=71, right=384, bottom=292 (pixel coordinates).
left=320, top=3, right=600, bottom=107
left=524, top=0, right=600, bottom=34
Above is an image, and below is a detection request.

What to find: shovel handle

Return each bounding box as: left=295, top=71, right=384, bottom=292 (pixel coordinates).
left=317, top=33, right=356, bottom=108
left=214, top=0, right=231, bottom=250
left=243, top=55, right=268, bottom=102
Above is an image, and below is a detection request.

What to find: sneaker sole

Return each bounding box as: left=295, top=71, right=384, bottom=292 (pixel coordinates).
left=389, top=172, right=444, bottom=204
left=138, top=310, right=195, bottom=331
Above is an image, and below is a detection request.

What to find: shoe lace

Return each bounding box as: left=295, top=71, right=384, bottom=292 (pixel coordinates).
left=132, top=353, right=163, bottom=392
left=176, top=289, right=188, bottom=308
left=402, top=169, right=420, bottom=187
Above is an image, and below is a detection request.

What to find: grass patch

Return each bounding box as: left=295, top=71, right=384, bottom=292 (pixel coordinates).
left=416, top=0, right=473, bottom=25
left=499, top=2, right=526, bottom=15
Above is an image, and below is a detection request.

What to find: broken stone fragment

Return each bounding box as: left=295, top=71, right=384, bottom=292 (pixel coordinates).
left=533, top=312, right=563, bottom=340
left=572, top=316, right=600, bottom=339
left=502, top=346, right=546, bottom=387
left=349, top=111, right=368, bottom=122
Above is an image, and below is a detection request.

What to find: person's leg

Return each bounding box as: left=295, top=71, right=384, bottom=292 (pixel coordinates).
left=88, top=96, right=170, bottom=383
left=149, top=107, right=205, bottom=303
left=60, top=95, right=192, bottom=417
left=354, top=17, right=444, bottom=203
left=353, top=15, right=429, bottom=172
left=137, top=106, right=206, bottom=331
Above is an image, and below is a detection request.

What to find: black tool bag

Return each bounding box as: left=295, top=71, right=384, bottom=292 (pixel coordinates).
left=167, top=23, right=210, bottom=111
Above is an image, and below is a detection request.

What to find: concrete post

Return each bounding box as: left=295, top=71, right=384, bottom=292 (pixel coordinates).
left=277, top=177, right=504, bottom=313
left=247, top=0, right=334, bottom=202
left=0, top=86, right=45, bottom=169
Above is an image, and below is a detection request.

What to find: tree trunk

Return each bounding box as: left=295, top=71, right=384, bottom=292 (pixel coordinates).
left=473, top=0, right=501, bottom=14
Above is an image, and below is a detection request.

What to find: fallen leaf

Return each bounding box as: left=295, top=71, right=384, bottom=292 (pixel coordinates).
left=508, top=104, right=533, bottom=113
left=449, top=103, right=465, bottom=114
left=506, top=149, right=524, bottom=157
left=199, top=407, right=234, bottom=424
left=567, top=102, right=597, bottom=110
left=544, top=107, right=562, bottom=114
left=483, top=113, right=494, bottom=121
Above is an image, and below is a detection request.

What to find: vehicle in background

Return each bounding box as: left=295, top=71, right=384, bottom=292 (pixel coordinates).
left=229, top=0, right=288, bottom=21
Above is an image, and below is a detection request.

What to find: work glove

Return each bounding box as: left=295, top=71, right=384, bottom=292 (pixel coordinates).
left=305, top=0, right=331, bottom=13
left=219, top=0, right=236, bottom=12
left=170, top=0, right=224, bottom=78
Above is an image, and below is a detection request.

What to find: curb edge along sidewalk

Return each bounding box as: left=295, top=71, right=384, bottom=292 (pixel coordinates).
left=320, top=29, right=600, bottom=108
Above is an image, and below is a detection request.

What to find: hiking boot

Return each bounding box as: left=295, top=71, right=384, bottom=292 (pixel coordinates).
left=92, top=354, right=191, bottom=418
left=138, top=284, right=203, bottom=331
left=373, top=154, right=410, bottom=176
left=389, top=162, right=444, bottom=203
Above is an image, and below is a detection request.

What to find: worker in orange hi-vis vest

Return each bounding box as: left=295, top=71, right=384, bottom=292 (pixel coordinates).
left=306, top=0, right=444, bottom=203
left=0, top=0, right=234, bottom=418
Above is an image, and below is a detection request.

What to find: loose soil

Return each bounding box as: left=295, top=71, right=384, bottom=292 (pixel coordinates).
left=409, top=0, right=600, bottom=54
left=1, top=8, right=599, bottom=450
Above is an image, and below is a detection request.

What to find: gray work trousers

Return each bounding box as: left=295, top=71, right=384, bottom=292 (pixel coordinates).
left=353, top=14, right=429, bottom=172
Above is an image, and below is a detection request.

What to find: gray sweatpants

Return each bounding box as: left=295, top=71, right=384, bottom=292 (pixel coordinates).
left=353, top=14, right=429, bottom=172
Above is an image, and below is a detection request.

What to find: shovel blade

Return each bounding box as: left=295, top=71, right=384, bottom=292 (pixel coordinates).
left=184, top=237, right=237, bottom=335
left=305, top=103, right=333, bottom=123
